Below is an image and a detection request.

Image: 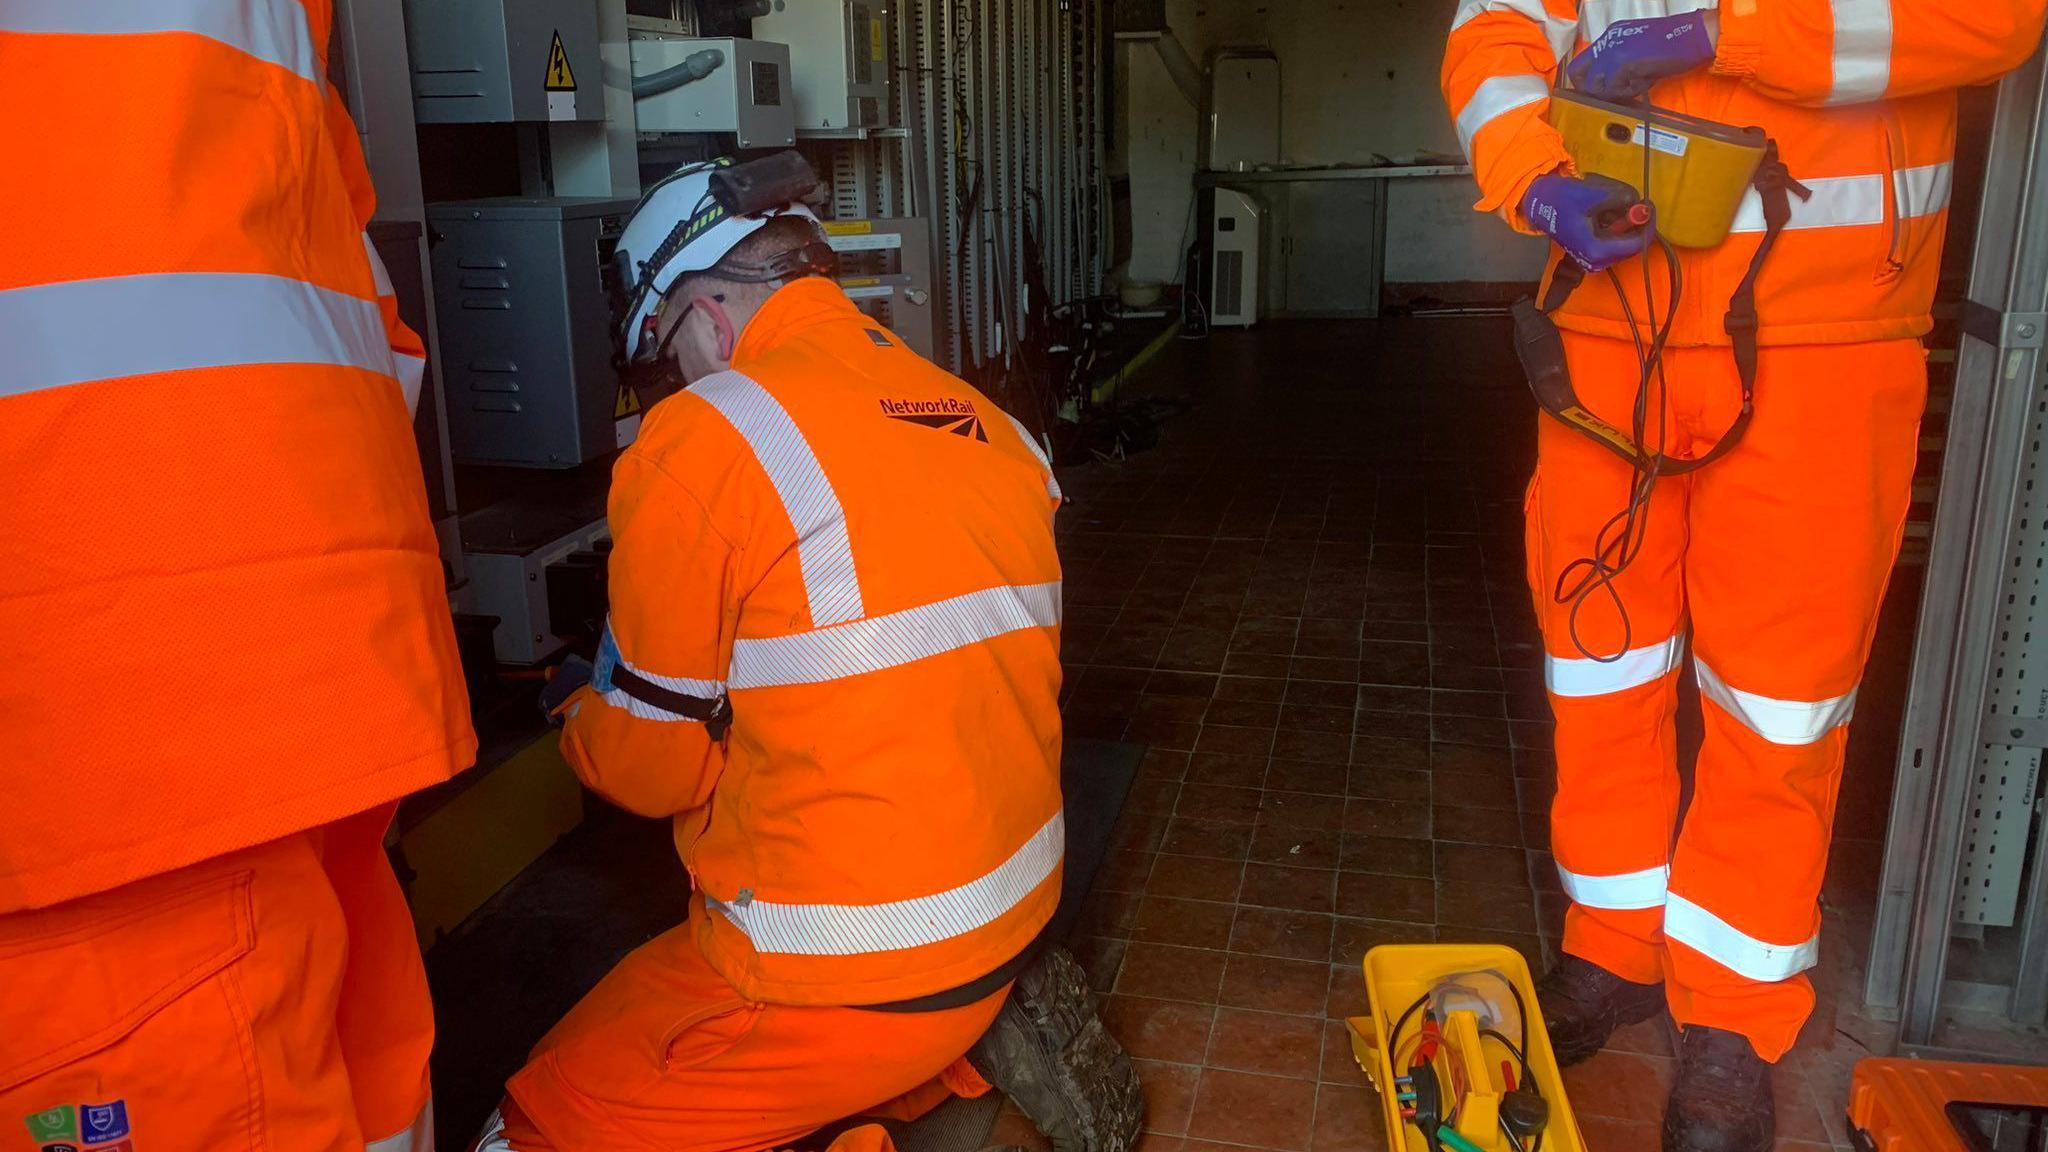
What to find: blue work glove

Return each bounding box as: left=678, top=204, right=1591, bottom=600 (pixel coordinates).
left=1567, top=13, right=1716, bottom=101
left=1522, top=174, right=1650, bottom=272
left=540, top=654, right=595, bottom=724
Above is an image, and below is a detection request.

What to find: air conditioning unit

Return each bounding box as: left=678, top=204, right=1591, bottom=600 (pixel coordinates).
left=1208, top=188, right=1262, bottom=327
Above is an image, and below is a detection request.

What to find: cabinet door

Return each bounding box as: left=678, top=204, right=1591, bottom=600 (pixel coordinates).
left=1281, top=181, right=1383, bottom=317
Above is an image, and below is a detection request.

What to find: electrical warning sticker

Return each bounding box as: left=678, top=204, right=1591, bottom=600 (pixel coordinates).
left=544, top=31, right=577, bottom=121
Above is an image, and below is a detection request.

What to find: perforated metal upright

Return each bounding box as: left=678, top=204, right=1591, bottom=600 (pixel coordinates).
left=1866, top=42, right=2048, bottom=1045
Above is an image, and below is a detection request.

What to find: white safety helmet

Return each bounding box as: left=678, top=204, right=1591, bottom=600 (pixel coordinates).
left=614, top=156, right=824, bottom=362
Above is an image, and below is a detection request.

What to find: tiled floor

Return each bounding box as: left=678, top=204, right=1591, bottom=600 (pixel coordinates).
left=1002, top=317, right=1912, bottom=1152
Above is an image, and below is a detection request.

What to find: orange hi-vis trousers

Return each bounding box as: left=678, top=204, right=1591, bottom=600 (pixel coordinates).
left=495, top=920, right=1005, bottom=1152
left=0, top=805, right=435, bottom=1152
left=1528, top=332, right=1926, bottom=1062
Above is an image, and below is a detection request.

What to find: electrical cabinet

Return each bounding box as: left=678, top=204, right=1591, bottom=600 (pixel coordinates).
left=405, top=0, right=603, bottom=124
left=750, top=0, right=892, bottom=130
left=631, top=36, right=796, bottom=146
left=1207, top=189, right=1263, bottom=327
left=427, top=197, right=637, bottom=469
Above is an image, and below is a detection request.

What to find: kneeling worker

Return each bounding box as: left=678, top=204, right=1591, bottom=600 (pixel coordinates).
left=481, top=156, right=1095, bottom=1152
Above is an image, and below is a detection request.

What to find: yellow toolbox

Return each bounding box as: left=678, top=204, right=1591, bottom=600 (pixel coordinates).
left=1547, top=89, right=1766, bottom=249
left=1348, top=944, right=1586, bottom=1152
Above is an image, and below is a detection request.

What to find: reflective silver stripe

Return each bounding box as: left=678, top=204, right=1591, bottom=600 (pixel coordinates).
left=367, top=1101, right=435, bottom=1152
left=1826, top=0, right=1893, bottom=106
left=364, top=233, right=396, bottom=297
left=1578, top=0, right=1712, bottom=44
left=1665, top=893, right=1818, bottom=982
left=396, top=352, right=426, bottom=415
left=0, top=273, right=393, bottom=399
left=595, top=618, right=726, bottom=723
left=690, top=371, right=864, bottom=626
left=711, top=809, right=1064, bottom=955
left=1544, top=633, right=1684, bottom=698
left=1456, top=74, right=1552, bottom=160
left=1558, top=863, right=1668, bottom=910
left=1728, top=173, right=1885, bottom=234
left=0, top=0, right=321, bottom=84
left=1451, top=0, right=1578, bottom=63
left=1694, top=657, right=1856, bottom=746
left=1893, top=161, right=1953, bottom=219
left=729, top=581, right=1061, bottom=689
left=1003, top=412, right=1063, bottom=501
left=472, top=1108, right=515, bottom=1152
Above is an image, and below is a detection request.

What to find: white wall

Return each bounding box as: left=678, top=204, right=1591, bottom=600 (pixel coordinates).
left=1120, top=0, right=1548, bottom=287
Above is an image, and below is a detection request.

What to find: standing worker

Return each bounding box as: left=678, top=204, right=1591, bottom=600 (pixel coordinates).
left=476, top=156, right=1134, bottom=1152
left=0, top=3, right=475, bottom=1149
left=1445, top=4, right=2044, bottom=1150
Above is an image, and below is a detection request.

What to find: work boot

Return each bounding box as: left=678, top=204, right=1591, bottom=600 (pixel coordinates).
left=1662, top=1026, right=1774, bottom=1152
left=1535, top=954, right=1666, bottom=1067
left=967, top=947, right=1143, bottom=1152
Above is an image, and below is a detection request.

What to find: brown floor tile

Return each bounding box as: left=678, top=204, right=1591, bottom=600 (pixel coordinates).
left=1279, top=703, right=1356, bottom=735
left=1603, top=1015, right=1676, bottom=1057
left=1100, top=849, right=1158, bottom=893
left=1163, top=817, right=1256, bottom=861
left=1133, top=1059, right=1202, bottom=1136
left=1135, top=1133, right=1185, bottom=1152
left=1217, top=675, right=1288, bottom=702
left=1339, top=834, right=1435, bottom=879
left=1100, top=995, right=1216, bottom=1063
left=1343, top=798, right=1432, bottom=839
left=1559, top=1049, right=1677, bottom=1122
left=1134, top=896, right=1239, bottom=950
left=1319, top=1020, right=1372, bottom=1086
left=1197, top=725, right=1280, bottom=758
left=1433, top=802, right=1522, bottom=847
left=1139, top=749, right=1193, bottom=783
left=1240, top=862, right=1337, bottom=913
left=1188, top=753, right=1268, bottom=789
left=1260, top=790, right=1347, bottom=831
left=1229, top=906, right=1335, bottom=961
left=1179, top=783, right=1266, bottom=824
left=1576, top=1114, right=1660, bottom=1152
left=1186, top=1069, right=1318, bottom=1151
left=1336, top=872, right=1435, bottom=924
left=1265, top=759, right=1350, bottom=797
left=989, top=1109, right=1054, bottom=1152
left=1310, top=1083, right=1388, bottom=1152
left=1126, top=778, right=1182, bottom=816
left=1126, top=719, right=1201, bottom=751
left=1071, top=935, right=1128, bottom=993
left=1287, top=679, right=1359, bottom=709
left=1079, top=889, right=1142, bottom=938
left=1206, top=1007, right=1326, bottom=1080
left=1220, top=953, right=1334, bottom=1016
left=1330, top=917, right=1435, bottom=965
left=1433, top=742, right=1516, bottom=775
left=1116, top=811, right=1172, bottom=853
left=1432, top=688, right=1506, bottom=717
left=1115, top=942, right=1229, bottom=1004
left=1433, top=841, right=1527, bottom=886
left=1138, top=694, right=1212, bottom=724
left=1148, top=855, right=1247, bottom=903
left=1205, top=699, right=1283, bottom=729
left=1435, top=879, right=1539, bottom=934
left=1149, top=670, right=1222, bottom=698
left=1349, top=734, right=1432, bottom=771
left=1272, top=728, right=1352, bottom=764
left=1224, top=652, right=1294, bottom=679
left=1326, top=963, right=1374, bottom=1019
left=1433, top=768, right=1521, bottom=811
left=1345, top=765, right=1432, bottom=803
left=1291, top=656, right=1361, bottom=683
left=1250, top=822, right=1343, bottom=870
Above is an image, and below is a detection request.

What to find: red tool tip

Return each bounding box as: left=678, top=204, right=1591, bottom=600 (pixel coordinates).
left=1627, top=202, right=1652, bottom=225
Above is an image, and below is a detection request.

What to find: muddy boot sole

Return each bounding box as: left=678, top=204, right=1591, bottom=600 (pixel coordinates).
left=968, top=947, right=1144, bottom=1152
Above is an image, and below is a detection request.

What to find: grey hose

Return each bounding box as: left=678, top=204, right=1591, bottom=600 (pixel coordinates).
left=633, top=47, right=724, bottom=99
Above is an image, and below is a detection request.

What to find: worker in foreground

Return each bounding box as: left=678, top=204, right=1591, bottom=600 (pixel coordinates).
left=1445, top=4, right=2044, bottom=1151
left=0, top=4, right=475, bottom=1150
left=475, top=156, right=1136, bottom=1152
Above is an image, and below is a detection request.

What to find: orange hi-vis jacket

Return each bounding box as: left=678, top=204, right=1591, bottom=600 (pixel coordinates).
left=560, top=277, right=1065, bottom=1008
left=0, top=1, right=475, bottom=913
left=1443, top=0, right=2047, bottom=347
